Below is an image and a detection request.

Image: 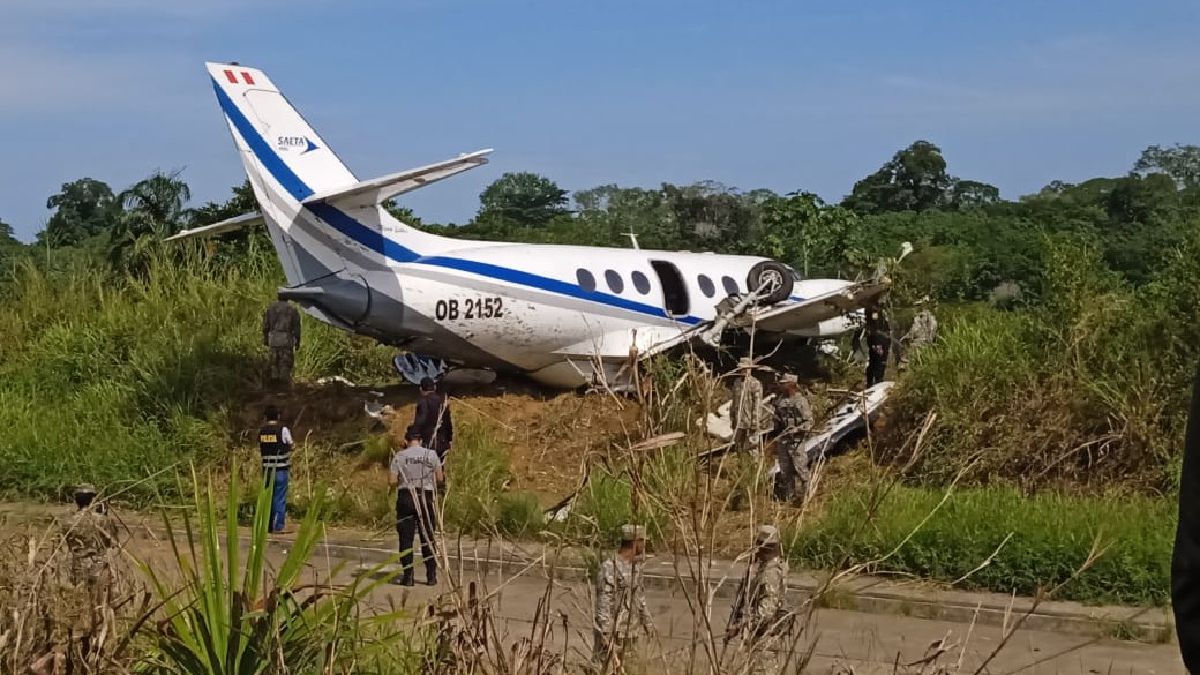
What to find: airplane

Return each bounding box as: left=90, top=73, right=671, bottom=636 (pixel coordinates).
left=168, top=62, right=891, bottom=389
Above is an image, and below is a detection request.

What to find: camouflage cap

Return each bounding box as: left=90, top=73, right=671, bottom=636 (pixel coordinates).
left=620, top=524, right=647, bottom=541
left=779, top=373, right=798, bottom=385
left=736, top=357, right=755, bottom=370
left=74, top=484, right=97, bottom=497
left=755, top=525, right=780, bottom=545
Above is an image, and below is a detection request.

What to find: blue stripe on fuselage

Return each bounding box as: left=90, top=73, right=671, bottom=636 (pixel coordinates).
left=210, top=77, right=701, bottom=325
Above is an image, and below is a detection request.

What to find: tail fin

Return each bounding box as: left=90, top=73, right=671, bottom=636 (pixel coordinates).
left=206, top=61, right=489, bottom=290
left=206, top=62, right=355, bottom=198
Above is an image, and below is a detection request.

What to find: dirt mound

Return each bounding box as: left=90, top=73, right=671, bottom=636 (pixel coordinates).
left=382, top=380, right=642, bottom=503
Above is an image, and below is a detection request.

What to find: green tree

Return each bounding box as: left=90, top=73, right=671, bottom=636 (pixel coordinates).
left=948, top=179, right=1001, bottom=209
left=0, top=219, right=24, bottom=276
left=661, top=181, right=756, bottom=251
left=191, top=180, right=256, bottom=226
left=38, top=178, right=120, bottom=247
left=1133, top=143, right=1200, bottom=189
left=572, top=184, right=667, bottom=248
left=757, top=191, right=856, bottom=276
left=0, top=219, right=20, bottom=250
left=842, top=140, right=955, bottom=214
left=109, top=171, right=192, bottom=271
left=477, top=172, right=568, bottom=226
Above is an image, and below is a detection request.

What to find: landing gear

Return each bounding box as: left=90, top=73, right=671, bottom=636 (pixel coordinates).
left=393, top=353, right=447, bottom=385
left=747, top=261, right=794, bottom=305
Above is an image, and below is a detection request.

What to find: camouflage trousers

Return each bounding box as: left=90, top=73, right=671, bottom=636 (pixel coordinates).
left=732, top=428, right=764, bottom=456
left=67, top=563, right=113, bottom=632
left=593, top=632, right=639, bottom=668
left=268, top=347, right=295, bottom=384
left=775, top=440, right=810, bottom=503
left=744, top=635, right=782, bottom=675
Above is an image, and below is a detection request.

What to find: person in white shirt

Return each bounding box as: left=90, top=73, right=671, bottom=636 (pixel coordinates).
left=389, top=426, right=444, bottom=586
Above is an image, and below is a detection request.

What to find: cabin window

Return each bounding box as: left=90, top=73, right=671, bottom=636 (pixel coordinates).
left=577, top=269, right=596, bottom=292
left=722, top=276, right=740, bottom=296
left=631, top=271, right=651, bottom=295
left=605, top=270, right=625, bottom=294
left=697, top=274, right=715, bottom=298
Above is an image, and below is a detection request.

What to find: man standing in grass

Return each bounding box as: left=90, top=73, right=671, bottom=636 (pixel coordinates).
left=864, top=306, right=891, bottom=387
left=262, top=299, right=301, bottom=386
left=259, top=406, right=293, bottom=534
left=389, top=426, right=443, bottom=586
left=727, top=525, right=790, bottom=675
left=64, top=483, right=118, bottom=653
left=730, top=358, right=765, bottom=455
left=412, top=377, right=453, bottom=460
left=772, top=374, right=814, bottom=504
left=899, top=297, right=938, bottom=371
left=593, top=524, right=656, bottom=666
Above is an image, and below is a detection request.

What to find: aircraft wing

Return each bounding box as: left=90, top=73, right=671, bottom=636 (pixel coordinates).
left=301, top=149, right=493, bottom=210
left=752, top=279, right=889, bottom=332
left=164, top=211, right=264, bottom=242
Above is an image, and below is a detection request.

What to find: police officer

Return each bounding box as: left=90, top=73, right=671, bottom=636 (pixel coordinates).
left=594, top=524, right=656, bottom=665
left=899, top=298, right=938, bottom=371
left=259, top=406, right=294, bottom=534
left=262, top=298, right=301, bottom=385
left=412, top=377, right=453, bottom=460
left=864, top=306, right=891, bottom=387
left=730, top=358, right=765, bottom=454
left=772, top=374, right=814, bottom=504
left=64, top=484, right=118, bottom=648
left=727, top=525, right=790, bottom=675
left=389, top=426, right=444, bottom=586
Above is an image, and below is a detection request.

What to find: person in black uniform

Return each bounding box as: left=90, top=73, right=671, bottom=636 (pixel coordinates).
left=259, top=406, right=294, bottom=533
left=389, top=426, right=444, bottom=586
left=1173, top=365, right=1200, bottom=670
left=412, top=377, right=453, bottom=459
left=865, top=306, right=891, bottom=387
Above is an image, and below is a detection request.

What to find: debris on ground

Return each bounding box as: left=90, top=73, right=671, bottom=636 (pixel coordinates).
left=316, top=375, right=357, bottom=387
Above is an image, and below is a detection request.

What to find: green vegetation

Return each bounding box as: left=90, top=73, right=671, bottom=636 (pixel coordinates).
left=788, top=484, right=1174, bottom=605
left=143, top=469, right=409, bottom=674
left=441, top=419, right=543, bottom=536
left=1, top=138, right=1199, bottom=605
left=0, top=252, right=391, bottom=503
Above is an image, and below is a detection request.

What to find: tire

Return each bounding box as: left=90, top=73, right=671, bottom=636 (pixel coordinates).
left=747, top=261, right=794, bottom=305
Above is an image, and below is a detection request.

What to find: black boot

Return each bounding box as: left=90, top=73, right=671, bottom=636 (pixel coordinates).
left=398, top=571, right=414, bottom=587
left=425, top=564, right=437, bottom=586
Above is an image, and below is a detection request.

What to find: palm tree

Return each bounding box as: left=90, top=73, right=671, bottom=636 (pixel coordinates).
left=108, top=170, right=192, bottom=272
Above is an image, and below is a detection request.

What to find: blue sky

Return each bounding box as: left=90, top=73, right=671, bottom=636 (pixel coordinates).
left=3, top=0, right=1199, bottom=241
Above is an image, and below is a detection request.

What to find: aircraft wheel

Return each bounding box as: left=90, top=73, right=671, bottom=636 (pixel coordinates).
left=747, top=261, right=794, bottom=305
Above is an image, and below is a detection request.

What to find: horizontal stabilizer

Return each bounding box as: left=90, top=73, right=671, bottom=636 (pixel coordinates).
left=302, top=149, right=493, bottom=210
left=164, top=211, right=264, bottom=242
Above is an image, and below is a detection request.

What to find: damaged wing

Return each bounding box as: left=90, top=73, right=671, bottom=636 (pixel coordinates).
left=751, top=279, right=889, bottom=333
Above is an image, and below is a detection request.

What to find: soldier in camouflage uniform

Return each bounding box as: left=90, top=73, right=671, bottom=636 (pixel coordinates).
left=594, top=524, right=656, bottom=667
left=730, top=358, right=765, bottom=455
left=772, top=374, right=814, bottom=504
left=899, top=298, right=938, bottom=371
left=727, top=525, right=790, bottom=675
left=63, top=484, right=118, bottom=645
left=262, top=299, right=301, bottom=385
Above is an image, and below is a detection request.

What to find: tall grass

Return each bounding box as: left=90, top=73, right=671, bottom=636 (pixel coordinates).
left=883, top=235, right=1200, bottom=489
left=141, top=467, right=411, bottom=674
left=441, top=419, right=543, bottom=536
left=0, top=253, right=391, bottom=504
left=789, top=484, right=1173, bottom=605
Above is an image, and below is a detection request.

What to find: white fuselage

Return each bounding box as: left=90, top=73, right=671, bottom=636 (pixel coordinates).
left=202, top=61, right=863, bottom=388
